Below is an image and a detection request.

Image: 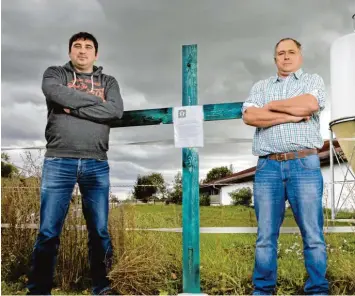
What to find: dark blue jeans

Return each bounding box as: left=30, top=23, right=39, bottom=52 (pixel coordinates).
left=27, top=158, right=113, bottom=295
left=252, top=154, right=329, bottom=295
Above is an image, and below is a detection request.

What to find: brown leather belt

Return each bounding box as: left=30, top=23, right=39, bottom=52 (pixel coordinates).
left=261, top=148, right=318, bottom=161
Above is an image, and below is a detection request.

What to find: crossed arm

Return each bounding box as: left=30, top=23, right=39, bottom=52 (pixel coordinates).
left=242, top=106, right=309, bottom=128
left=68, top=78, right=124, bottom=123
left=42, top=66, right=124, bottom=124
left=42, top=66, right=102, bottom=109
left=243, top=75, right=325, bottom=128
left=265, top=94, right=319, bottom=116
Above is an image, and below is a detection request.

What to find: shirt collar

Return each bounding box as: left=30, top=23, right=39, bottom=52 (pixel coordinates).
left=273, top=68, right=303, bottom=83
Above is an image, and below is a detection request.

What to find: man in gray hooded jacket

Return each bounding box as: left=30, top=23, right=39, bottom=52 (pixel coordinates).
left=27, top=32, right=123, bottom=295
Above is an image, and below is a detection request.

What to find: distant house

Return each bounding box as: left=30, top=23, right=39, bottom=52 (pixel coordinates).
left=200, top=140, right=351, bottom=208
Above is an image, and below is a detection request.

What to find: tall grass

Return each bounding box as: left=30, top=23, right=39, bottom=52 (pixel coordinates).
left=108, top=205, right=182, bottom=295
left=2, top=179, right=355, bottom=295
left=1, top=181, right=183, bottom=295
left=1, top=178, right=40, bottom=283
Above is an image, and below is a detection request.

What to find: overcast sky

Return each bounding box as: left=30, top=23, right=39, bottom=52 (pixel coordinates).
left=1, top=0, right=354, bottom=199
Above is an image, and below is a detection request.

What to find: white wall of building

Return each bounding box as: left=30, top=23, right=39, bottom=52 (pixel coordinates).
left=218, top=163, right=354, bottom=210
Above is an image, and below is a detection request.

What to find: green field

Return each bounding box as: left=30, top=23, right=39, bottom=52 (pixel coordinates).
left=111, top=204, right=355, bottom=228
left=2, top=204, right=355, bottom=295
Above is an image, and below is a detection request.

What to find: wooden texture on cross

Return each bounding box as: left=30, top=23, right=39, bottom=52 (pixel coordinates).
left=181, top=44, right=200, bottom=293
left=109, top=102, right=243, bottom=128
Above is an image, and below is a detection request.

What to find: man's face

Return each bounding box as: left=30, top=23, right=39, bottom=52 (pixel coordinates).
left=274, top=40, right=303, bottom=76
left=69, top=38, right=97, bottom=71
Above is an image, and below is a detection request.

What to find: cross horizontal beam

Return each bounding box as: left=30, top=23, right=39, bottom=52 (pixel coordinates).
left=110, top=102, right=243, bottom=128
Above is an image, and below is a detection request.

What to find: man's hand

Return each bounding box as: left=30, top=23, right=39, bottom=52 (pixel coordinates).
left=63, top=108, right=70, bottom=114
left=288, top=115, right=311, bottom=123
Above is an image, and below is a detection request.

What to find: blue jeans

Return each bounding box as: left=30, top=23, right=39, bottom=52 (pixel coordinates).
left=252, top=154, right=329, bottom=295
left=27, top=158, right=113, bottom=295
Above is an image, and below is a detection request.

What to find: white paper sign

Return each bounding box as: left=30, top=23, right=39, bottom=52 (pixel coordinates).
left=173, top=105, right=204, bottom=148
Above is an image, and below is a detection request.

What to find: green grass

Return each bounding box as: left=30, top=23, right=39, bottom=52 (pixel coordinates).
left=200, top=232, right=355, bottom=295
left=111, top=204, right=355, bottom=228
left=4, top=231, right=354, bottom=295
left=1, top=281, right=92, bottom=295
left=2, top=204, right=355, bottom=295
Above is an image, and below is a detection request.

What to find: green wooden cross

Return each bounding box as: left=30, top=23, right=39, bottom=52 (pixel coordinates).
left=111, top=44, right=243, bottom=293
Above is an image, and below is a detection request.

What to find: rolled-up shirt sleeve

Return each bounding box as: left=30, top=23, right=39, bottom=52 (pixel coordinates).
left=242, top=81, right=264, bottom=115
left=304, top=74, right=326, bottom=113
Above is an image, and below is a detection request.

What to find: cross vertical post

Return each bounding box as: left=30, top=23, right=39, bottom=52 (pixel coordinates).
left=110, top=42, right=243, bottom=294
left=182, top=44, right=201, bottom=293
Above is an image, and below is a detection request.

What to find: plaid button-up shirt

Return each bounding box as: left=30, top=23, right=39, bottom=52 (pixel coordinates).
left=242, top=68, right=326, bottom=156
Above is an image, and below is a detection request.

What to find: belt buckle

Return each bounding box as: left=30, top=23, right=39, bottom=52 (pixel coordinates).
left=276, top=153, right=287, bottom=161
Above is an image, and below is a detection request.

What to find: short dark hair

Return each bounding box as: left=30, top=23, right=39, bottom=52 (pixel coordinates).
left=274, top=38, right=301, bottom=56
left=69, top=32, right=98, bottom=55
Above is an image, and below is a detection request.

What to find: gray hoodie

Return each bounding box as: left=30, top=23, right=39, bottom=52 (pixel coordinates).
left=42, top=62, right=124, bottom=160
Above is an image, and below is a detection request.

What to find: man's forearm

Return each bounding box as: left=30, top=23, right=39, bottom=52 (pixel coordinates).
left=243, top=107, right=297, bottom=128
left=70, top=100, right=124, bottom=124
left=42, top=67, right=102, bottom=109
left=69, top=77, right=124, bottom=124
left=267, top=94, right=319, bottom=116
left=43, top=84, right=102, bottom=109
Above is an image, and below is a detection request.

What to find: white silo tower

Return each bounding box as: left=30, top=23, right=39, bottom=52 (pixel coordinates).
left=329, top=14, right=355, bottom=219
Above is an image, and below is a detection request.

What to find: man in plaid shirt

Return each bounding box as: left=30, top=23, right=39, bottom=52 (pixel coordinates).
left=242, top=38, right=328, bottom=295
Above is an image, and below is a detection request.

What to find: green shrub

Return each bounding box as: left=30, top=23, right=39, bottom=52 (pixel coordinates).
left=200, top=194, right=211, bottom=206
left=229, top=187, right=252, bottom=206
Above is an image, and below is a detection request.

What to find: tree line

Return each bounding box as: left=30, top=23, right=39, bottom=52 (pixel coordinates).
left=131, top=165, right=234, bottom=204
left=2, top=153, right=253, bottom=206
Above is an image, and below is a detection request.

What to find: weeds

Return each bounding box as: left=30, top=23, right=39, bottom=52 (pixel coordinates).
left=2, top=181, right=355, bottom=295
